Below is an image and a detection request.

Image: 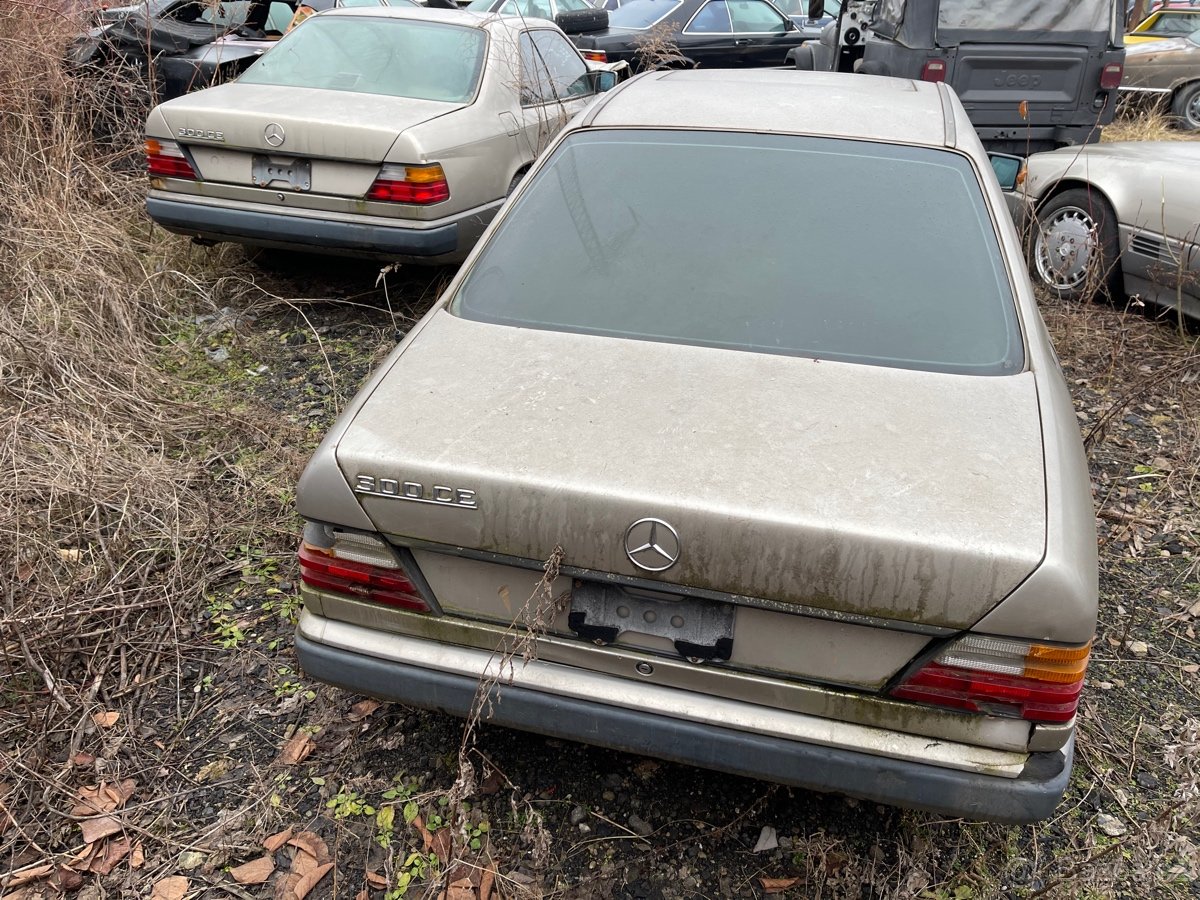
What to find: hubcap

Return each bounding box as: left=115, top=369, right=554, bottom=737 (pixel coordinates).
left=1187, top=91, right=1200, bottom=128
left=1034, top=206, right=1098, bottom=291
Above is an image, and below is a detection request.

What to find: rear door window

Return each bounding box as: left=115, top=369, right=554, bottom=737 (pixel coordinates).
left=451, top=130, right=1024, bottom=376
left=686, top=1, right=732, bottom=32
left=728, top=0, right=787, bottom=31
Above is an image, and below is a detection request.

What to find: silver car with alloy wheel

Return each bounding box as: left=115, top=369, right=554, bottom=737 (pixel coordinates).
left=143, top=7, right=626, bottom=262
left=1016, top=140, right=1200, bottom=318
left=294, top=69, right=1098, bottom=823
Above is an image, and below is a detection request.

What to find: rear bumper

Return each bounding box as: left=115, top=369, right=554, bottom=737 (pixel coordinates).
left=146, top=193, right=487, bottom=261
left=295, top=616, right=1074, bottom=824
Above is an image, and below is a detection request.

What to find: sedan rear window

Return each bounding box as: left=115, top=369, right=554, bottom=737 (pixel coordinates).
left=450, top=130, right=1024, bottom=375
left=238, top=17, right=486, bottom=102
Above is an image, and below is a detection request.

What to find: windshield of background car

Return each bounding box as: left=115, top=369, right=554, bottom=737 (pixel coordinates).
left=939, top=0, right=1112, bottom=32
left=237, top=17, right=486, bottom=102
left=450, top=130, right=1024, bottom=376
left=609, top=0, right=682, bottom=27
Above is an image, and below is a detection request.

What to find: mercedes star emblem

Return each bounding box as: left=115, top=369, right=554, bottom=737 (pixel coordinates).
left=263, top=123, right=286, bottom=147
left=624, top=518, right=680, bottom=573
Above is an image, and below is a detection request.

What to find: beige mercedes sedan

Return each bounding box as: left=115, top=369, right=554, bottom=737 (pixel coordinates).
left=294, top=70, right=1098, bottom=823
left=143, top=7, right=624, bottom=262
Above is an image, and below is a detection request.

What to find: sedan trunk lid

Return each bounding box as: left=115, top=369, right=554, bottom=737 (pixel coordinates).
left=333, top=311, right=1047, bottom=631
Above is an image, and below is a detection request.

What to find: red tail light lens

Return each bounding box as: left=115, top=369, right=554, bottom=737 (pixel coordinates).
left=891, top=636, right=1090, bottom=723
left=581, top=50, right=607, bottom=62
left=366, top=163, right=450, bottom=205
left=298, top=542, right=430, bottom=612
left=1099, top=63, right=1124, bottom=90
left=145, top=139, right=197, bottom=180
left=920, top=59, right=947, bottom=83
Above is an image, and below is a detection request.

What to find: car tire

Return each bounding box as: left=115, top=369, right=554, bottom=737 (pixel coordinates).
left=507, top=169, right=526, bottom=197
left=1029, top=188, right=1122, bottom=304
left=1170, top=81, right=1200, bottom=132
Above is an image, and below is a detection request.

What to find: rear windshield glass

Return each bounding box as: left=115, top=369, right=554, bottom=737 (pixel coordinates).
left=609, top=0, right=682, bottom=27
left=238, top=16, right=486, bottom=102
left=450, top=130, right=1023, bottom=375
left=938, top=0, right=1112, bottom=32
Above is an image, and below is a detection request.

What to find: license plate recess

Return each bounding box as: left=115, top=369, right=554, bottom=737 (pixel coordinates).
left=568, top=580, right=733, bottom=662
left=251, top=155, right=312, bottom=191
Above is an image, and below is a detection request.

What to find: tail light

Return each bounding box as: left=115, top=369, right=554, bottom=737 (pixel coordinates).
left=366, top=163, right=450, bottom=205
left=581, top=50, right=607, bottom=62
left=298, top=525, right=431, bottom=612
left=1099, top=63, right=1123, bottom=90
left=890, top=635, right=1090, bottom=723
left=145, top=139, right=196, bottom=180
left=920, top=59, right=947, bottom=83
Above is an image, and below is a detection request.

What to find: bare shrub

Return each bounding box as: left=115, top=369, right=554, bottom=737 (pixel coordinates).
left=0, top=0, right=301, bottom=861
left=633, top=23, right=695, bottom=71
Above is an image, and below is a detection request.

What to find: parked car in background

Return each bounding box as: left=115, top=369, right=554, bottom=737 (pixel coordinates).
left=1121, top=27, right=1200, bottom=128
left=789, top=0, right=1126, bottom=155
left=293, top=68, right=1097, bottom=824
left=1126, top=1, right=1200, bottom=43
left=1014, top=141, right=1200, bottom=319
left=570, top=0, right=812, bottom=69
left=465, top=0, right=610, bottom=34
left=144, top=8, right=625, bottom=262
left=589, top=0, right=837, bottom=42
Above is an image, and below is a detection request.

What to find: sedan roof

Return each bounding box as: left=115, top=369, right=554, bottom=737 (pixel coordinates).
left=584, top=69, right=961, bottom=149
left=317, top=4, right=539, bottom=33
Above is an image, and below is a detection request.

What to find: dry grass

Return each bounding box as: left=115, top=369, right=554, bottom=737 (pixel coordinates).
left=1105, top=107, right=1200, bottom=143
left=0, top=0, right=303, bottom=866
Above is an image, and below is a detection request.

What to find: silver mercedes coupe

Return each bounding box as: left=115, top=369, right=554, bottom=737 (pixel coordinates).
left=293, top=70, right=1098, bottom=823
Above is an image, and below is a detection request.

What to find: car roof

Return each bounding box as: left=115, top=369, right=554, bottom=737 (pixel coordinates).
left=320, top=5, right=533, bottom=32
left=582, top=70, right=960, bottom=148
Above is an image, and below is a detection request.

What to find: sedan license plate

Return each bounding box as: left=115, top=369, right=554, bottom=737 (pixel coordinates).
left=568, top=580, right=734, bottom=662
left=251, top=156, right=311, bottom=191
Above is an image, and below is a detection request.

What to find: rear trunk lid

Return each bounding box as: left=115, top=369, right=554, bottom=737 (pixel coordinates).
left=950, top=43, right=1094, bottom=122
left=334, top=311, right=1048, bottom=632
left=155, top=83, right=465, bottom=189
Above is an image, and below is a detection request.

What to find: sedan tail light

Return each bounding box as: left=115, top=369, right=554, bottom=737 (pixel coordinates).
left=890, top=635, right=1091, bottom=723
left=581, top=50, right=607, bottom=62
left=920, top=59, right=947, bottom=83
left=366, top=163, right=450, bottom=205
left=298, top=525, right=431, bottom=612
left=145, top=139, right=197, bottom=180
left=1099, top=63, right=1123, bottom=90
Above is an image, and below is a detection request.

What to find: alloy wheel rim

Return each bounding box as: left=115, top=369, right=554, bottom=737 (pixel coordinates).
left=1188, top=90, right=1200, bottom=128
left=1035, top=206, right=1099, bottom=291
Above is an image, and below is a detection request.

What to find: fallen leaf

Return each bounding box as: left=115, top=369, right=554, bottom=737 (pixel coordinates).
left=129, top=842, right=146, bottom=869
left=365, top=871, right=388, bottom=889
left=286, top=831, right=330, bottom=865
left=71, top=753, right=96, bottom=767
left=277, top=732, right=314, bottom=766
left=1184, top=664, right=1200, bottom=675
left=290, top=861, right=333, bottom=900
left=760, top=877, right=800, bottom=894
left=7, top=862, right=54, bottom=887
left=346, top=699, right=380, bottom=722
left=479, top=863, right=496, bottom=900
left=91, top=711, right=119, bottom=728
left=753, top=825, right=778, bottom=853
left=150, top=875, right=190, bottom=900
left=478, top=770, right=504, bottom=796
left=290, top=850, right=318, bottom=878
left=195, top=759, right=233, bottom=783
left=52, top=865, right=86, bottom=892
left=263, top=827, right=294, bottom=853
left=441, top=877, right=475, bottom=900
left=355, top=893, right=369, bottom=900
left=79, top=815, right=122, bottom=844
left=72, top=779, right=136, bottom=816
left=90, top=837, right=132, bottom=875
left=230, top=855, right=275, bottom=885
left=430, top=828, right=452, bottom=863
left=410, top=814, right=435, bottom=851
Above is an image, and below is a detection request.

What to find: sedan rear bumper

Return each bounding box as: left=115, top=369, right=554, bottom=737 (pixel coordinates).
left=146, top=194, right=483, bottom=261
left=295, top=616, right=1073, bottom=824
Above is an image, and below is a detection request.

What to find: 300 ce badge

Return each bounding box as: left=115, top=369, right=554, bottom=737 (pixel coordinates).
left=354, top=475, right=477, bottom=509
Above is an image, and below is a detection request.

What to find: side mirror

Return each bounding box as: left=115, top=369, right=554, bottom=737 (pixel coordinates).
left=593, top=69, right=618, bottom=92
left=988, top=152, right=1025, bottom=191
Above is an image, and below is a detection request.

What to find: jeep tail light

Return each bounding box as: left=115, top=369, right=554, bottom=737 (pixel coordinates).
left=890, top=635, right=1090, bottom=723
left=298, top=526, right=430, bottom=612
left=366, top=163, right=450, bottom=205
left=145, top=139, right=196, bottom=180
left=1099, top=63, right=1123, bottom=90
left=581, top=50, right=607, bottom=62
left=920, top=59, right=947, bottom=83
